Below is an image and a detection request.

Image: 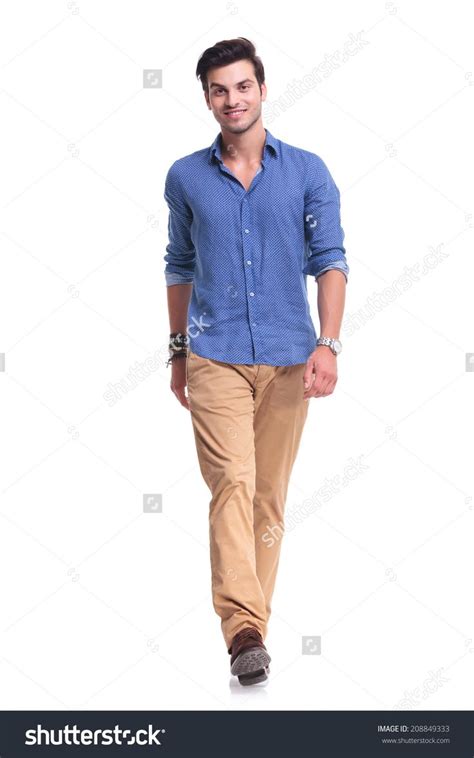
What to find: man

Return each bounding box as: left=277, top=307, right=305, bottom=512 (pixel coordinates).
left=163, top=38, right=349, bottom=686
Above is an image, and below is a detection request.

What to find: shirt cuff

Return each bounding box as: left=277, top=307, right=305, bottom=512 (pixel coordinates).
left=314, top=261, right=349, bottom=283
left=165, top=271, right=194, bottom=286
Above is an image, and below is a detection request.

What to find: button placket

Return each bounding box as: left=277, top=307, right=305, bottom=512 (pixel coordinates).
left=241, top=193, right=259, bottom=358
left=218, top=158, right=267, bottom=363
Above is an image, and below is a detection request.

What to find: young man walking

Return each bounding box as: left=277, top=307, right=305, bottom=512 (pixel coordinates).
left=163, top=38, right=349, bottom=686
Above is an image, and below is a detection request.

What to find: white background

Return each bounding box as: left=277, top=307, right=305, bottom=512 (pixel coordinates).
left=0, top=0, right=473, bottom=710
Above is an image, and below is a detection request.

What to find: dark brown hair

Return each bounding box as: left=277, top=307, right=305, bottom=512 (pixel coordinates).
left=196, top=37, right=265, bottom=93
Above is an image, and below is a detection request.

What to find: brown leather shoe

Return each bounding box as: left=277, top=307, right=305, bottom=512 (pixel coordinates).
left=229, top=627, right=271, bottom=685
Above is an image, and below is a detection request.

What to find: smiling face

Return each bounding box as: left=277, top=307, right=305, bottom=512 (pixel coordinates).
left=204, top=59, right=267, bottom=135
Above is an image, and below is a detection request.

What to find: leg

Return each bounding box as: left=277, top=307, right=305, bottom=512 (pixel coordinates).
left=186, top=351, right=267, bottom=652
left=252, top=364, right=309, bottom=631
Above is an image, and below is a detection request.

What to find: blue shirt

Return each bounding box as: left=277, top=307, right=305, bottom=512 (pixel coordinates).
left=163, top=128, right=349, bottom=366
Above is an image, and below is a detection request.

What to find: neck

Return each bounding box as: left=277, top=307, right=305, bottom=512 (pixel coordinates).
left=220, top=121, right=266, bottom=163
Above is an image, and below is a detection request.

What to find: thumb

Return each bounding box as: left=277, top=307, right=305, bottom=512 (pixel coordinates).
left=303, top=370, right=313, bottom=389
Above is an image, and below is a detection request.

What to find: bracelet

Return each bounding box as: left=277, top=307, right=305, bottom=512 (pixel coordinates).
left=169, top=332, right=189, bottom=346
left=167, top=332, right=189, bottom=368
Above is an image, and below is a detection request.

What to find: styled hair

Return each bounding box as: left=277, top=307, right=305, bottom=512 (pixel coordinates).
left=196, top=37, right=265, bottom=93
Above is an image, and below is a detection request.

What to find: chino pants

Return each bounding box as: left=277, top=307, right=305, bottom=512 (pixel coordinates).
left=186, top=348, right=310, bottom=653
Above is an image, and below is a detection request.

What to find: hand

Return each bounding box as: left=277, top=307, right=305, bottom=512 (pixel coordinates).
left=170, top=357, right=191, bottom=410
left=303, top=346, right=338, bottom=400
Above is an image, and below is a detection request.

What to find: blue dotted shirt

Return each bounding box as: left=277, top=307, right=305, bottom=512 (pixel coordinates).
left=164, top=128, right=349, bottom=365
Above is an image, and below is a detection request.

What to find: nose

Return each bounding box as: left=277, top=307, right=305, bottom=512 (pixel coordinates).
left=225, top=100, right=243, bottom=110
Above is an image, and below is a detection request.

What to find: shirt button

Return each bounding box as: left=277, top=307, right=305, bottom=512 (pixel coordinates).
left=247, top=260, right=252, bottom=265
left=244, top=229, right=250, bottom=233
left=249, top=292, right=255, bottom=296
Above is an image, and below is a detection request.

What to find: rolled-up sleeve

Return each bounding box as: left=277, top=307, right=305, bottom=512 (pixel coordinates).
left=163, top=163, right=196, bottom=286
left=302, top=155, right=349, bottom=282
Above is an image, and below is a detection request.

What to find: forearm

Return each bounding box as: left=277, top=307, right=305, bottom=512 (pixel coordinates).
left=316, top=269, right=346, bottom=338
left=166, top=283, right=193, bottom=334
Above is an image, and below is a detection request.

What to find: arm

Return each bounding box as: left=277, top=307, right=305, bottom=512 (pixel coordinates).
left=163, top=164, right=196, bottom=410
left=302, top=154, right=349, bottom=280
left=163, top=163, right=196, bottom=286
left=167, top=282, right=192, bottom=335
left=316, top=268, right=346, bottom=340
left=302, top=157, right=348, bottom=399
left=303, top=269, right=346, bottom=399
left=167, top=283, right=193, bottom=411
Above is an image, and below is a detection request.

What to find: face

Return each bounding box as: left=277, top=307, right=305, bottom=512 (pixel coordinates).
left=204, top=59, right=267, bottom=135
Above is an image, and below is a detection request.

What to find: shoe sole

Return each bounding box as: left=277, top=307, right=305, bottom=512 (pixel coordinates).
left=238, top=666, right=270, bottom=686
left=231, top=645, right=271, bottom=677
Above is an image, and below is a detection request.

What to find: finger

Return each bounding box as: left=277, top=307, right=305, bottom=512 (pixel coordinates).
left=173, top=386, right=191, bottom=410
left=316, top=376, right=331, bottom=397
left=318, top=376, right=337, bottom=397
left=322, top=377, right=338, bottom=396
left=317, top=374, right=329, bottom=397
left=306, top=385, right=323, bottom=399
left=305, top=375, right=329, bottom=399
left=303, top=382, right=320, bottom=400
left=303, top=367, right=314, bottom=390
left=303, top=383, right=314, bottom=399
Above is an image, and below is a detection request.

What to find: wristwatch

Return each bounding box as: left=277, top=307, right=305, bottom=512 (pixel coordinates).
left=316, top=336, right=342, bottom=356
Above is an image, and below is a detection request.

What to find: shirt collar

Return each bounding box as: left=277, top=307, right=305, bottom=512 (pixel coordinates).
left=209, top=128, right=279, bottom=164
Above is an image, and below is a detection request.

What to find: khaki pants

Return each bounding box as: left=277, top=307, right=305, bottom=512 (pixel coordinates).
left=186, top=349, right=310, bottom=653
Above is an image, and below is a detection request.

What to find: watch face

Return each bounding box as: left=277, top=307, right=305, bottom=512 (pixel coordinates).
left=333, top=339, right=342, bottom=354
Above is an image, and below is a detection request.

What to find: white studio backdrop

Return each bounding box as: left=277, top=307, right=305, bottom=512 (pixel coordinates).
left=0, top=0, right=473, bottom=710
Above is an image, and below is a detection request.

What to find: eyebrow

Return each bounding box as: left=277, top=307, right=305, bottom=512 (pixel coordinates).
left=209, top=79, right=253, bottom=89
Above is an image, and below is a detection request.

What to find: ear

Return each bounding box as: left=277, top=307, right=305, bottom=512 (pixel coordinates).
left=260, top=82, right=267, bottom=102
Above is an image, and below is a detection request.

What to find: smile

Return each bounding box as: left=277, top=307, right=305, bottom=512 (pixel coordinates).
left=225, top=109, right=247, bottom=118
